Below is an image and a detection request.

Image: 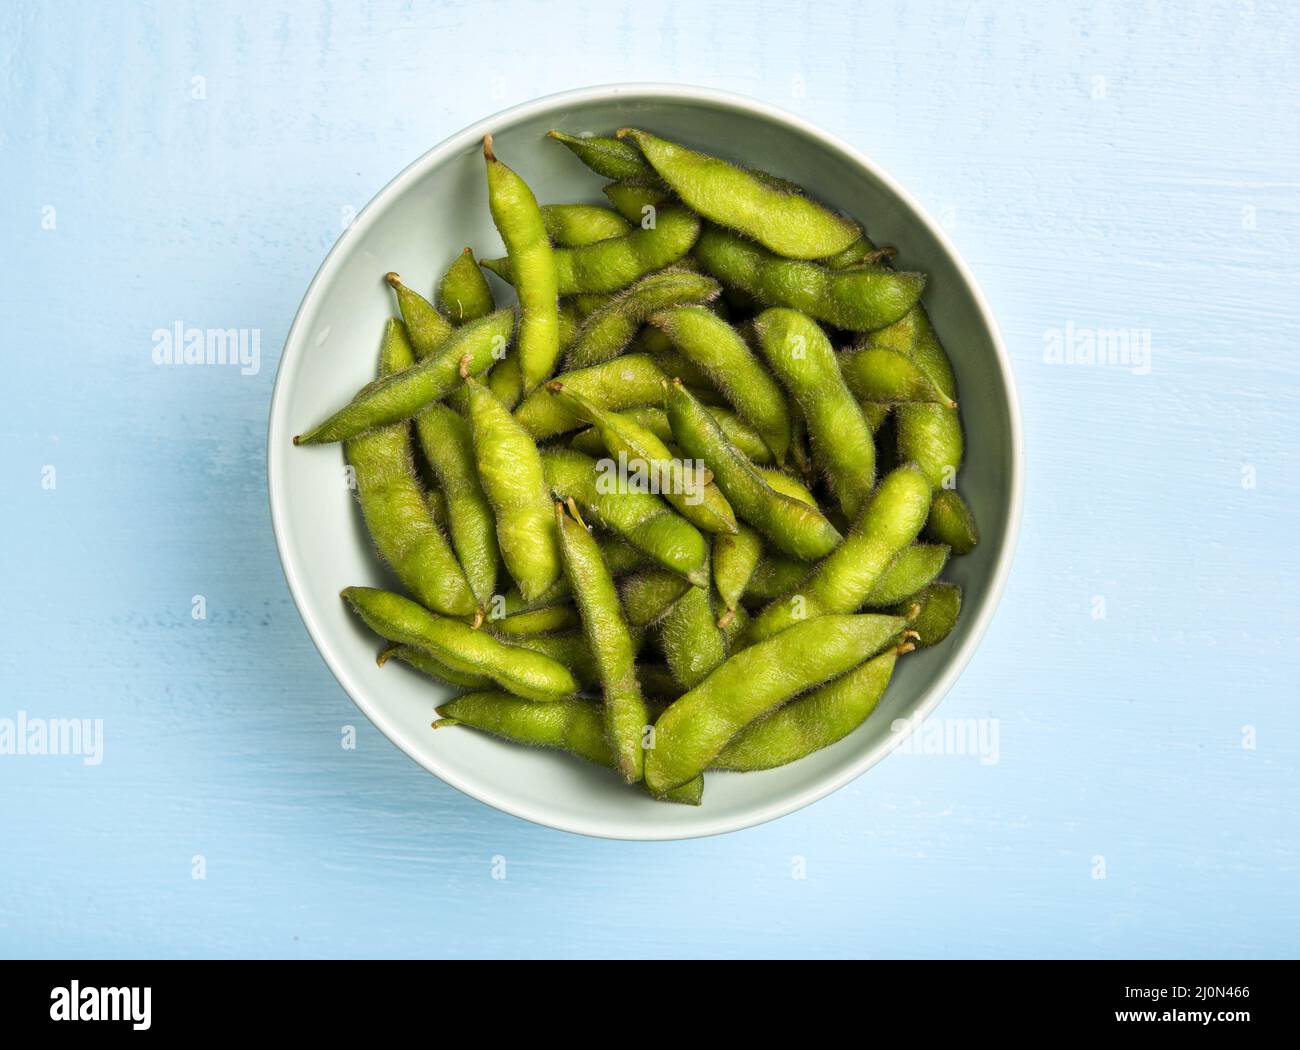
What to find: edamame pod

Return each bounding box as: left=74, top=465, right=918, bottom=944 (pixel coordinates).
left=541, top=448, right=710, bottom=586
left=484, top=135, right=560, bottom=394
left=840, top=345, right=957, bottom=407
left=483, top=206, right=701, bottom=294
left=752, top=308, right=876, bottom=517
left=414, top=403, right=501, bottom=607
left=342, top=587, right=576, bottom=701
left=548, top=381, right=737, bottom=535
left=555, top=502, right=649, bottom=783
left=566, top=269, right=721, bottom=369
left=618, top=128, right=861, bottom=260
left=742, top=464, right=932, bottom=645
left=713, top=525, right=763, bottom=612
left=924, top=490, right=979, bottom=555
left=741, top=553, right=809, bottom=605
left=649, top=305, right=792, bottom=464
left=514, top=354, right=668, bottom=439
left=540, top=203, right=633, bottom=246
left=434, top=692, right=703, bottom=805
left=343, top=320, right=476, bottom=617
left=861, top=543, right=950, bottom=607
left=713, top=644, right=908, bottom=771
left=385, top=272, right=453, bottom=358
left=897, top=402, right=964, bottom=491
left=603, top=178, right=674, bottom=224
left=547, top=130, right=656, bottom=180
left=462, top=368, right=562, bottom=603
left=658, top=584, right=731, bottom=689
left=437, top=248, right=495, bottom=325
left=486, top=603, right=580, bottom=637
left=665, top=379, right=842, bottom=561
left=294, top=309, right=515, bottom=444
left=893, top=582, right=962, bottom=648
left=378, top=644, right=492, bottom=690
left=645, top=613, right=904, bottom=794
left=619, top=568, right=693, bottom=628
left=487, top=353, right=524, bottom=410
left=693, top=226, right=925, bottom=332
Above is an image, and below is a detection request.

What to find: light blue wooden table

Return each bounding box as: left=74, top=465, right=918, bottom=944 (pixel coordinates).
left=2, top=0, right=1296, bottom=959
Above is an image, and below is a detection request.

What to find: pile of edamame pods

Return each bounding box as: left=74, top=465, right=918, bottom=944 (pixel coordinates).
left=296, top=127, right=978, bottom=804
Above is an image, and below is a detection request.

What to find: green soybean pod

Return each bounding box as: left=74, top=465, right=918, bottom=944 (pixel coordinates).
left=742, top=464, right=933, bottom=645
left=341, top=587, right=576, bottom=701
left=540, top=203, right=633, bottom=247
left=619, top=568, right=693, bottom=628
left=294, top=309, right=515, bottom=444
left=483, top=135, right=560, bottom=394
left=385, top=272, right=453, bottom=358
left=490, top=534, right=648, bottom=617
left=892, top=582, right=963, bottom=648
left=865, top=304, right=957, bottom=401
left=554, top=502, right=649, bottom=783
left=343, top=321, right=476, bottom=617
left=487, top=603, right=581, bottom=637
left=925, top=489, right=979, bottom=555
left=462, top=368, right=562, bottom=604
left=751, top=307, right=876, bottom=518
left=713, top=525, right=763, bottom=612
left=508, top=631, right=600, bottom=690
left=548, top=380, right=737, bottom=535
left=618, top=128, right=861, bottom=260
left=693, top=226, right=925, bottom=332
left=425, top=487, right=450, bottom=528
left=756, top=466, right=818, bottom=507
left=486, top=352, right=524, bottom=410
left=823, top=236, right=886, bottom=270
left=514, top=354, right=668, bottom=439
left=604, top=178, right=674, bottom=224
left=547, top=129, right=656, bottom=180
left=570, top=405, right=773, bottom=466
left=541, top=448, right=710, bottom=586
left=665, top=379, right=841, bottom=561
left=437, top=248, right=495, bottom=325
left=713, top=643, right=908, bottom=771
left=645, top=613, right=904, bottom=794
left=861, top=543, right=951, bottom=607
left=414, top=403, right=501, bottom=608
left=897, top=402, right=965, bottom=491
left=434, top=692, right=703, bottom=805
left=378, top=643, right=493, bottom=689
left=840, top=346, right=957, bottom=407
left=741, top=553, right=809, bottom=604
left=649, top=305, right=792, bottom=464
left=486, top=207, right=701, bottom=294
left=566, top=269, right=721, bottom=369
left=658, top=585, right=730, bottom=689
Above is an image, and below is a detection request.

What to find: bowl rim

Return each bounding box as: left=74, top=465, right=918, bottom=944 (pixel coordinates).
left=267, top=82, right=1024, bottom=841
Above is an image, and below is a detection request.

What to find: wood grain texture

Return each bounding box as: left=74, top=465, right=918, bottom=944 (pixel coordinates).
left=0, top=0, right=1296, bottom=958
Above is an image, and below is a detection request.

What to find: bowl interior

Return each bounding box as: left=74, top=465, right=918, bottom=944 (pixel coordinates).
left=268, top=86, right=1019, bottom=839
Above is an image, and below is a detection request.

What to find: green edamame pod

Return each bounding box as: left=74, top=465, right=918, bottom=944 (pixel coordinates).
left=491, top=535, right=648, bottom=617
left=742, top=464, right=932, bottom=645
left=414, top=403, right=501, bottom=607
left=713, top=644, right=907, bottom=771
left=897, top=402, right=964, bottom=491
left=693, top=226, right=924, bottom=332
left=486, top=603, right=581, bottom=637
left=378, top=643, right=492, bottom=690
left=483, top=206, right=701, bottom=294
left=548, top=380, right=737, bottom=535
left=618, top=128, right=861, bottom=260
left=865, top=304, right=957, bottom=401
left=385, top=272, right=453, bottom=358
left=861, top=543, right=950, bottom=607
left=569, top=404, right=773, bottom=466
left=649, top=305, right=792, bottom=464
left=893, top=582, right=962, bottom=648
left=342, top=587, right=575, bottom=701
left=840, top=346, right=957, bottom=407
left=486, top=353, right=524, bottom=411
left=645, top=613, right=904, bottom=794
left=540, top=203, right=633, bottom=247
left=565, top=269, right=721, bottom=369
left=514, top=354, right=668, bottom=439
left=665, top=379, right=842, bottom=561
left=434, top=692, right=702, bottom=805
left=658, top=585, right=730, bottom=689
left=508, top=631, right=600, bottom=690
left=822, top=236, right=885, bottom=270
left=541, top=448, right=710, bottom=586
left=756, top=466, right=818, bottom=507
left=462, top=368, right=562, bottom=604
left=619, top=568, right=693, bottom=628
left=925, top=489, right=979, bottom=555
left=294, top=309, right=515, bottom=444
left=554, top=502, right=649, bottom=783
left=437, top=248, right=495, bottom=325
left=604, top=178, right=674, bottom=224
left=343, top=320, right=476, bottom=617
left=713, top=525, right=763, bottom=612
left=547, top=130, right=655, bottom=180
left=425, top=487, right=449, bottom=528
left=483, top=135, right=560, bottom=394
left=741, top=553, right=809, bottom=605
left=752, top=308, right=876, bottom=518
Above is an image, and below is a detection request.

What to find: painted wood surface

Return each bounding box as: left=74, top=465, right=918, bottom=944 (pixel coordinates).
left=1, top=0, right=1296, bottom=958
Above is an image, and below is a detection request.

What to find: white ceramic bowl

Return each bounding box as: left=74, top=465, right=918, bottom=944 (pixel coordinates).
left=268, top=84, right=1022, bottom=840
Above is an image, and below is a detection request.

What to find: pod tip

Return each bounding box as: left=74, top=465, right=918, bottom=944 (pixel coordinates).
left=384, top=271, right=401, bottom=288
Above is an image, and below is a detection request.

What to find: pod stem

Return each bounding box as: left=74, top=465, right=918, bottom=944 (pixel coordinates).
left=458, top=353, right=472, bottom=380
left=482, top=133, right=497, bottom=163
left=717, top=607, right=736, bottom=630
left=431, top=718, right=461, bottom=730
